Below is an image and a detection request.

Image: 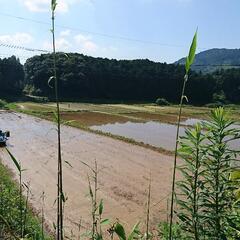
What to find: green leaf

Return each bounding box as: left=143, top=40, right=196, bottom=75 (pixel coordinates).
left=114, top=223, right=126, bottom=240
left=6, top=148, right=21, bottom=172
left=128, top=222, right=140, bottom=240
left=65, top=160, right=73, bottom=168
left=53, top=222, right=56, bottom=230
left=87, top=175, right=93, bottom=198
left=51, top=0, right=57, bottom=11
left=61, top=192, right=66, bottom=202
left=100, top=219, right=110, bottom=225
left=230, top=170, right=240, bottom=181
left=99, top=199, right=103, bottom=215
left=185, top=30, right=198, bottom=73
left=48, top=76, right=55, bottom=88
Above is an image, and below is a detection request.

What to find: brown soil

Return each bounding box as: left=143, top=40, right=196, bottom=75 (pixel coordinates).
left=0, top=111, right=174, bottom=237
left=125, top=112, right=188, bottom=124
left=60, top=111, right=134, bottom=126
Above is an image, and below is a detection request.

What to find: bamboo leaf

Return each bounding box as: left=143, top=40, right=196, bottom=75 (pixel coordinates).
left=65, top=160, right=73, bottom=168
left=114, top=223, right=126, bottom=240
left=185, top=30, right=198, bottom=73
left=99, top=199, right=103, bottom=215
left=128, top=222, right=140, bottom=240
left=48, top=76, right=55, bottom=88
left=51, top=0, right=57, bottom=11
left=100, top=219, right=110, bottom=225
left=6, top=148, right=21, bottom=172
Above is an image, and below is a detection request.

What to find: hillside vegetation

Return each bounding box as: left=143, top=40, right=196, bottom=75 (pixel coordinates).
left=1, top=53, right=240, bottom=104
left=176, top=48, right=240, bottom=73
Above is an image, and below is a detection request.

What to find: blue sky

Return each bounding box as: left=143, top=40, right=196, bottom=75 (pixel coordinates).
left=0, top=0, right=239, bottom=63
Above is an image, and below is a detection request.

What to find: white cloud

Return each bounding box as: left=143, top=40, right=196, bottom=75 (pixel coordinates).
left=42, top=33, right=117, bottom=57
left=60, top=30, right=71, bottom=37
left=20, top=0, right=49, bottom=12
left=74, top=34, right=98, bottom=53
left=20, top=0, right=92, bottom=13
left=0, top=32, right=33, bottom=45
left=43, top=37, right=71, bottom=51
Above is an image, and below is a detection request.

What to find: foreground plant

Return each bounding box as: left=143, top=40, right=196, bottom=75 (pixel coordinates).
left=50, top=0, right=64, bottom=239
left=176, top=123, right=206, bottom=239
left=175, top=108, right=240, bottom=239
left=201, top=108, right=240, bottom=239
left=169, top=30, right=197, bottom=239
left=0, top=157, right=50, bottom=239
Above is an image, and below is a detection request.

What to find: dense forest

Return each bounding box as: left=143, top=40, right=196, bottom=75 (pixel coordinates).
left=176, top=48, right=240, bottom=73
left=1, top=53, right=240, bottom=105
left=0, top=56, right=24, bottom=96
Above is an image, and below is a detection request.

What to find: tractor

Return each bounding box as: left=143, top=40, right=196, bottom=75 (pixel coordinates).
left=0, top=130, right=10, bottom=146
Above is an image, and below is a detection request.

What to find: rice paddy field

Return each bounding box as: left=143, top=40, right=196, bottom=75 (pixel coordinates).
left=13, top=102, right=240, bottom=152
left=1, top=101, right=240, bottom=237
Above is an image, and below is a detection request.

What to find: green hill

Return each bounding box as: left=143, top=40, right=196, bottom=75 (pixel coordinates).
left=176, top=48, right=240, bottom=73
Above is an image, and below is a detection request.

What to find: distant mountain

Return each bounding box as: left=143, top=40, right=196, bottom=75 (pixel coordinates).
left=175, top=48, right=240, bottom=73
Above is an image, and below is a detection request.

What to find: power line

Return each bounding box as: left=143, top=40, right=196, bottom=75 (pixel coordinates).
left=0, top=42, right=50, bottom=53
left=0, top=12, right=207, bottom=49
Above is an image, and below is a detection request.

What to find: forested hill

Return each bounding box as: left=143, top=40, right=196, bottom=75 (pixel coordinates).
left=176, top=48, right=240, bottom=73
left=1, top=53, right=240, bottom=105
left=23, top=53, right=216, bottom=104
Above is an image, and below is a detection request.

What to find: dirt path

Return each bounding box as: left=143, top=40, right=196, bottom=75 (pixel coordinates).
left=0, top=111, right=174, bottom=237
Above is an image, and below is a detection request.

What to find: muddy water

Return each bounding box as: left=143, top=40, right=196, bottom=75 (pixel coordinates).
left=91, top=119, right=240, bottom=151
left=92, top=121, right=184, bottom=150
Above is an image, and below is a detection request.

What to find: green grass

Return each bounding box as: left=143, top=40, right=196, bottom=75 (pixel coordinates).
left=0, top=160, right=53, bottom=239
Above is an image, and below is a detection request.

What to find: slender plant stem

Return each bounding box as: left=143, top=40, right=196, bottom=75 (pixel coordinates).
left=51, top=9, right=63, bottom=240
left=19, top=169, right=23, bottom=238
left=22, top=184, right=30, bottom=237
left=146, top=174, right=151, bottom=240
left=169, top=74, right=188, bottom=240
left=41, top=192, right=45, bottom=240
left=193, top=138, right=200, bottom=240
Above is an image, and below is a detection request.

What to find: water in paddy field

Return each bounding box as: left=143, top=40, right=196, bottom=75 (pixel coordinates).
left=91, top=118, right=240, bottom=151
left=91, top=120, right=188, bottom=151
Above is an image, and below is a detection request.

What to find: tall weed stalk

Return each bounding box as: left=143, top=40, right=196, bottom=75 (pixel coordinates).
left=169, top=30, right=197, bottom=239
left=50, top=0, right=64, bottom=239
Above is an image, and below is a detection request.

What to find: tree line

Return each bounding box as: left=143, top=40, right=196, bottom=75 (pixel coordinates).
left=1, top=53, right=240, bottom=105
left=0, top=56, right=24, bottom=96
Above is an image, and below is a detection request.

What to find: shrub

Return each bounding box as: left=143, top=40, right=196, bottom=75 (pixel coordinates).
left=205, top=102, right=223, bottom=108
left=212, top=90, right=226, bottom=104
left=155, top=98, right=170, bottom=106
left=0, top=99, right=8, bottom=109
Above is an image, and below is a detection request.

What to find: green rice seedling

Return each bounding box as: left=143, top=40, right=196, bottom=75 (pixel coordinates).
left=50, top=0, right=64, bottom=239
left=169, top=30, right=197, bottom=240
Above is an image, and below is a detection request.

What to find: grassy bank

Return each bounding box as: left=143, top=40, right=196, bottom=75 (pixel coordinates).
left=0, top=159, right=52, bottom=239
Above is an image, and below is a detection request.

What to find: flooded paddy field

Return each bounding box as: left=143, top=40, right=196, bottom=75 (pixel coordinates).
left=14, top=102, right=240, bottom=152
left=0, top=111, right=174, bottom=236
left=3, top=102, right=240, bottom=236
